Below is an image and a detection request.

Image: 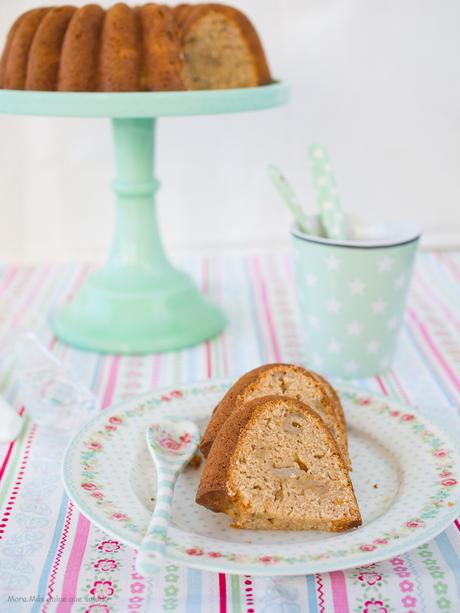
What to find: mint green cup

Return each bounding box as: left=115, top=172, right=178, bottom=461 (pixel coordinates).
left=292, top=216, right=420, bottom=378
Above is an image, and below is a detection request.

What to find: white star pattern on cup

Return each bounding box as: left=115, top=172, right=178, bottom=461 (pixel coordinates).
left=347, top=321, right=363, bottom=336
left=308, top=314, right=320, bottom=328
left=325, top=254, right=341, bottom=271
left=326, top=298, right=342, bottom=313
left=323, top=201, right=333, bottom=211
left=367, top=340, right=381, bottom=354
left=317, top=175, right=328, bottom=187
left=372, top=298, right=387, bottom=314
left=345, top=360, right=358, bottom=373
left=387, top=315, right=399, bottom=330
left=313, top=148, right=324, bottom=159
left=328, top=340, right=342, bottom=354
left=349, top=279, right=366, bottom=295
left=378, top=256, right=394, bottom=273
left=305, top=273, right=318, bottom=287
left=395, top=273, right=405, bottom=288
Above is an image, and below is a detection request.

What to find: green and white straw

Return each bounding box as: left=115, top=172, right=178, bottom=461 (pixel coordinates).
left=268, top=164, right=312, bottom=234
left=308, top=144, right=347, bottom=240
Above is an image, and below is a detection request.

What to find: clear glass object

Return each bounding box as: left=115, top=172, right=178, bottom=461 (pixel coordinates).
left=11, top=332, right=97, bottom=431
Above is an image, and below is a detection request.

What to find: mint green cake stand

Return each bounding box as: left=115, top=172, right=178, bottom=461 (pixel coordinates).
left=0, top=83, right=289, bottom=353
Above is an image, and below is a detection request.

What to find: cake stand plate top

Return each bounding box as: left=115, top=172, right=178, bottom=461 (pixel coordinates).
left=0, top=82, right=289, bottom=118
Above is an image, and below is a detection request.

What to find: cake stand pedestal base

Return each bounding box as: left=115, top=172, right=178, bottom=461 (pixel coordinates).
left=0, top=84, right=290, bottom=354
left=53, top=117, right=226, bottom=354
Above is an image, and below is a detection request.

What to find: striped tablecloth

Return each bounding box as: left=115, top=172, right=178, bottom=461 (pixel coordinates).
left=0, top=251, right=459, bottom=613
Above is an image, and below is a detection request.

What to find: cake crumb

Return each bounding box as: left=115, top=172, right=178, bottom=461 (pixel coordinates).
left=373, top=483, right=379, bottom=489
left=188, top=453, right=202, bottom=470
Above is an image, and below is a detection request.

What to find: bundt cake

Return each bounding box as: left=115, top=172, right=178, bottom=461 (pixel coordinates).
left=199, top=363, right=351, bottom=470
left=196, top=395, right=362, bottom=531
left=0, top=3, right=272, bottom=92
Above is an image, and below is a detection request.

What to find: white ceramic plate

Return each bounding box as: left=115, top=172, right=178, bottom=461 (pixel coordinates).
left=62, top=381, right=460, bottom=576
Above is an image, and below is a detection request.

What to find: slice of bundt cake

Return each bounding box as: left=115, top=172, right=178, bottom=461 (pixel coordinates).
left=199, top=364, right=351, bottom=469
left=177, top=3, right=272, bottom=90
left=196, top=396, right=362, bottom=531
left=0, top=3, right=272, bottom=92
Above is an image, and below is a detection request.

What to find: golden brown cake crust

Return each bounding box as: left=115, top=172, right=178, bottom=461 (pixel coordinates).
left=58, top=4, right=105, bottom=92
left=26, top=6, right=77, bottom=91
left=179, top=3, right=271, bottom=86
left=198, top=364, right=274, bottom=457
left=199, top=363, right=349, bottom=470
left=1, top=8, right=51, bottom=90
left=196, top=396, right=258, bottom=512
left=138, top=4, right=186, bottom=91
left=196, top=395, right=362, bottom=531
left=98, top=3, right=141, bottom=92
left=0, top=2, right=271, bottom=92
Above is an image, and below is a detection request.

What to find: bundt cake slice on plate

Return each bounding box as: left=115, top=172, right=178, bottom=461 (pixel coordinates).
left=199, top=363, right=351, bottom=470
left=196, top=395, right=362, bottom=531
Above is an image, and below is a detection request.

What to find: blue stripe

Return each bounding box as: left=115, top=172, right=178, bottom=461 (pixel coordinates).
left=159, top=480, right=174, bottom=488
left=435, top=532, right=460, bottom=602
left=186, top=568, right=202, bottom=612
left=246, top=259, right=267, bottom=363
left=144, top=541, right=165, bottom=552
left=405, top=325, right=456, bottom=405
left=157, top=494, right=172, bottom=504
left=154, top=509, right=170, bottom=520
left=31, top=494, right=69, bottom=613
left=306, top=574, right=319, bottom=613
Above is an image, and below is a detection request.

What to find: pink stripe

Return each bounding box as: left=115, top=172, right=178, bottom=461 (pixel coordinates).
left=56, top=356, right=120, bottom=612
left=454, top=519, right=460, bottom=532
left=330, top=571, right=350, bottom=613
left=215, top=257, right=230, bottom=377
left=414, top=273, right=460, bottom=337
left=436, top=252, right=460, bottom=287
left=202, top=257, right=214, bottom=379
left=101, top=356, right=121, bottom=409
left=151, top=354, right=161, bottom=388
left=0, top=266, right=18, bottom=294
left=252, top=257, right=282, bottom=362
left=218, top=573, right=227, bottom=613
left=408, top=308, right=460, bottom=394
left=0, top=422, right=36, bottom=541
left=0, top=407, right=25, bottom=482
left=10, top=266, right=51, bottom=329
left=56, top=511, right=91, bottom=613
left=63, top=264, right=92, bottom=304
left=390, top=371, right=411, bottom=404
left=44, top=503, right=74, bottom=609
left=375, top=376, right=388, bottom=396
left=315, top=574, right=325, bottom=613
left=0, top=441, right=14, bottom=483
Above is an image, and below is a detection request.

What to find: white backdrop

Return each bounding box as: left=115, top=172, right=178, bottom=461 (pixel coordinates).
left=0, top=0, right=459, bottom=262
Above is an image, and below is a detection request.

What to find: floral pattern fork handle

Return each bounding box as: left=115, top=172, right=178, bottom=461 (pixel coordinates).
left=136, top=417, right=200, bottom=575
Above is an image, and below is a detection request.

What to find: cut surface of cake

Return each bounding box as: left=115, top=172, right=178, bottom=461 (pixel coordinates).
left=199, top=363, right=351, bottom=469
left=0, top=3, right=272, bottom=92
left=196, top=395, right=362, bottom=531
left=177, top=3, right=272, bottom=90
